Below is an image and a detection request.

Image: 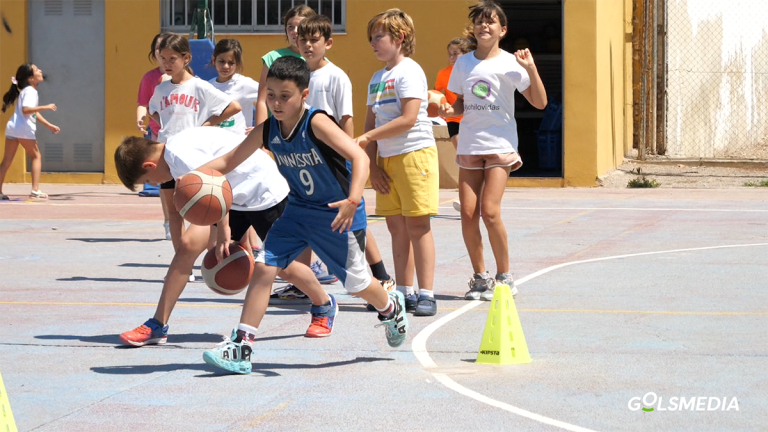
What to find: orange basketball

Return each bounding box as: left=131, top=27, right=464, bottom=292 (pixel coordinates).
left=427, top=90, right=447, bottom=117
left=173, top=168, right=233, bottom=226
left=201, top=243, right=254, bottom=295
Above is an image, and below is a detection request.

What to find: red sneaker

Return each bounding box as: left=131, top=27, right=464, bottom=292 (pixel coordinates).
left=119, top=319, right=168, bottom=347
left=305, top=295, right=337, bottom=338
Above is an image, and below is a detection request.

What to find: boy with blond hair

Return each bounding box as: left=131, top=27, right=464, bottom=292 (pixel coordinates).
left=355, top=9, right=439, bottom=316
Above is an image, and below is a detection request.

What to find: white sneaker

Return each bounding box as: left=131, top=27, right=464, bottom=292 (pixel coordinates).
left=495, top=273, right=518, bottom=297
left=452, top=200, right=461, bottom=212
left=188, top=273, right=196, bottom=282
left=163, top=221, right=171, bottom=240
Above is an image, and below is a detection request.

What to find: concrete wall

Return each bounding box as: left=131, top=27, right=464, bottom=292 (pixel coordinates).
left=2, top=0, right=634, bottom=187
left=666, top=0, right=768, bottom=159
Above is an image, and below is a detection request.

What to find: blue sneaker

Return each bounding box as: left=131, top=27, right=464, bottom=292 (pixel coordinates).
left=405, top=294, right=418, bottom=313
left=414, top=295, right=437, bottom=316
left=120, top=318, right=168, bottom=347
left=377, top=291, right=408, bottom=347
left=306, top=294, right=338, bottom=338
left=203, top=330, right=253, bottom=374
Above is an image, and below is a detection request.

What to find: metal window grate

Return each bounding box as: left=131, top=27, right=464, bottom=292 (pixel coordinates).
left=44, top=0, right=63, bottom=16
left=45, top=144, right=64, bottom=163
left=73, top=144, right=93, bottom=163
left=73, top=0, right=93, bottom=16
left=162, top=0, right=345, bottom=33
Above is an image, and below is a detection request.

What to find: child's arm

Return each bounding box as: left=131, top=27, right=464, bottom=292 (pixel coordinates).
left=358, top=106, right=390, bottom=195
left=198, top=123, right=265, bottom=175
left=312, top=114, right=369, bottom=233
left=354, top=98, right=421, bottom=146
left=339, top=115, right=354, bottom=138
left=215, top=213, right=233, bottom=263
left=515, top=49, right=548, bottom=110
left=203, top=101, right=242, bottom=127
left=254, top=65, right=270, bottom=125
left=136, top=106, right=149, bottom=134
left=22, top=103, right=56, bottom=115
left=34, top=112, right=60, bottom=134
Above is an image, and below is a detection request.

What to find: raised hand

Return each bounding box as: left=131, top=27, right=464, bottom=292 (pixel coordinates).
left=514, top=49, right=536, bottom=69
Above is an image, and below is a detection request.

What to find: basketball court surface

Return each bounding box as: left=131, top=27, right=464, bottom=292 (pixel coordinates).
left=1, top=184, right=766, bottom=431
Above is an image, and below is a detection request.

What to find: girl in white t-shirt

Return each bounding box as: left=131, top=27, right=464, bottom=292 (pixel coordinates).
left=209, top=39, right=259, bottom=135
left=441, top=1, right=547, bottom=300
left=149, top=33, right=242, bottom=257
left=355, top=9, right=439, bottom=317
left=0, top=63, right=60, bottom=200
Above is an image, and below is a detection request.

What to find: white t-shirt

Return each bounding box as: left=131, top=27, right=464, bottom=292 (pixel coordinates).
left=208, top=73, right=259, bottom=134
left=366, top=58, right=435, bottom=158
left=307, top=62, right=353, bottom=124
left=4, top=86, right=38, bottom=140
left=448, top=50, right=531, bottom=155
left=149, top=77, right=233, bottom=142
left=164, top=127, right=289, bottom=211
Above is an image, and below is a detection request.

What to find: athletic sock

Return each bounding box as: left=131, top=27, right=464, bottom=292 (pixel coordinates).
left=236, top=323, right=258, bottom=343
left=396, top=285, right=408, bottom=297
left=419, top=289, right=434, bottom=299
left=406, top=285, right=416, bottom=296
left=376, top=299, right=395, bottom=319
left=369, top=260, right=390, bottom=281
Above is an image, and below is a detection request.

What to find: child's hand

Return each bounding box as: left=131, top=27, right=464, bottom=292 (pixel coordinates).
left=137, top=120, right=147, bottom=135
left=245, top=127, right=255, bottom=135
left=514, top=49, right=536, bottom=69
left=438, top=102, right=454, bottom=118
left=48, top=124, right=60, bottom=134
left=328, top=198, right=358, bottom=233
left=45, top=103, right=57, bottom=111
left=369, top=165, right=391, bottom=195
left=215, top=238, right=233, bottom=264
left=354, top=134, right=371, bottom=147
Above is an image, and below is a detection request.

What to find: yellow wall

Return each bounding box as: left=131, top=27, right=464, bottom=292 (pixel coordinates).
left=104, top=0, right=162, bottom=184
left=4, top=0, right=633, bottom=187
left=0, top=0, right=28, bottom=184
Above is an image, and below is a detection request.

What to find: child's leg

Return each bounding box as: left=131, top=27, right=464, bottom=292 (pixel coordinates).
left=160, top=185, right=185, bottom=251
left=385, top=215, right=415, bottom=288
left=405, top=215, right=435, bottom=291
left=153, top=224, right=212, bottom=324
left=238, top=263, right=282, bottom=328
left=0, top=137, right=20, bottom=195
left=458, top=168, right=487, bottom=274
left=364, top=230, right=392, bottom=281
left=17, top=139, right=42, bottom=192
left=481, top=165, right=513, bottom=274
left=275, top=262, right=331, bottom=306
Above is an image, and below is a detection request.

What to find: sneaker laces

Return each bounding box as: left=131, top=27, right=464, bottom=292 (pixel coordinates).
left=310, top=260, right=324, bottom=275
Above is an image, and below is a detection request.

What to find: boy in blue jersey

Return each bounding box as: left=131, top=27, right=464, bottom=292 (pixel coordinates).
left=199, top=56, right=408, bottom=374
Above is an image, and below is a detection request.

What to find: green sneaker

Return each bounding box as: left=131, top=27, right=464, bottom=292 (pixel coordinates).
left=377, top=291, right=408, bottom=347
left=202, top=330, right=253, bottom=374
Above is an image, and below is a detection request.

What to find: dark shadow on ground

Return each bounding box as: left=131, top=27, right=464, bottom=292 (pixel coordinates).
left=35, top=333, right=226, bottom=345
left=91, top=356, right=393, bottom=378
left=121, top=263, right=200, bottom=270
left=57, top=276, right=163, bottom=283
left=68, top=238, right=164, bottom=243
left=435, top=294, right=464, bottom=301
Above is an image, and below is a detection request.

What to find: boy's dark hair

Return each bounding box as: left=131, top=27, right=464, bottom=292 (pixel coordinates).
left=298, top=15, right=333, bottom=41
left=114, top=136, right=161, bottom=191
left=465, top=1, right=508, bottom=50
left=2, top=63, right=35, bottom=113
left=283, top=4, right=317, bottom=34
left=211, top=38, right=244, bottom=73
left=448, top=37, right=472, bottom=54
left=267, top=57, right=310, bottom=91
left=158, top=33, right=194, bottom=75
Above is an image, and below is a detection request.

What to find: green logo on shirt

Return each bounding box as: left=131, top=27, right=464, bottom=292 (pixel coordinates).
left=218, top=118, right=235, bottom=128
left=471, top=80, right=491, bottom=99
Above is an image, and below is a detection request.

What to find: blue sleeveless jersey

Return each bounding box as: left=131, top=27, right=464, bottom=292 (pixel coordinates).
left=263, top=107, right=366, bottom=231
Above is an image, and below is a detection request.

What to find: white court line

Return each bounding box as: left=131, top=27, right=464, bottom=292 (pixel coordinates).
left=412, top=242, right=768, bottom=431
left=438, top=206, right=768, bottom=212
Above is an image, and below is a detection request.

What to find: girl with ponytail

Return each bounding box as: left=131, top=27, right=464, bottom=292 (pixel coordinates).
left=1, top=63, right=60, bottom=200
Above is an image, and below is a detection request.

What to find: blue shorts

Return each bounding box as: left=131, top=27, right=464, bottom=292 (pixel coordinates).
left=256, top=213, right=371, bottom=293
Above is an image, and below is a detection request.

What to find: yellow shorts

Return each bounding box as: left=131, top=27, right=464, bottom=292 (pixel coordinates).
left=376, top=146, right=439, bottom=217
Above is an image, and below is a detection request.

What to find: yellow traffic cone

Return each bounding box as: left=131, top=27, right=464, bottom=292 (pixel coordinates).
left=476, top=284, right=531, bottom=365
left=0, top=370, right=18, bottom=432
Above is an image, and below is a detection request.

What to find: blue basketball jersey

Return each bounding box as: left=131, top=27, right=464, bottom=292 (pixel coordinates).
left=263, top=107, right=366, bottom=231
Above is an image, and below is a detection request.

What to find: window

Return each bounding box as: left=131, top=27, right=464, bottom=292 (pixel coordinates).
left=161, top=0, right=345, bottom=33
